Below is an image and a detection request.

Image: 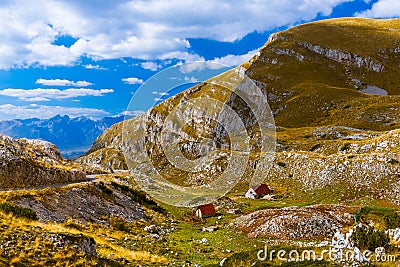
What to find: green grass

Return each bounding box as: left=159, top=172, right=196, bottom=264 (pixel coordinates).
left=356, top=206, right=400, bottom=229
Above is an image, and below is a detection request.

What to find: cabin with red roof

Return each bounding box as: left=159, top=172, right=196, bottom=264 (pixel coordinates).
left=195, top=203, right=215, bottom=219
left=245, top=184, right=272, bottom=199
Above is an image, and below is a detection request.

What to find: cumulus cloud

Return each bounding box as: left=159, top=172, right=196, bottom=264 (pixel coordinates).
left=0, top=104, right=108, bottom=120
left=355, top=0, right=400, bottom=17
left=83, top=64, right=108, bottom=70
left=0, top=88, right=113, bottom=101
left=122, top=77, right=144, bottom=84
left=36, top=78, right=92, bottom=87
left=178, top=61, right=227, bottom=73
left=0, top=0, right=355, bottom=69
left=210, top=49, right=259, bottom=66
left=141, top=61, right=162, bottom=71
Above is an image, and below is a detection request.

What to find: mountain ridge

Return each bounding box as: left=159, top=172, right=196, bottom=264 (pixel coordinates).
left=81, top=17, right=400, bottom=205
left=0, top=114, right=128, bottom=159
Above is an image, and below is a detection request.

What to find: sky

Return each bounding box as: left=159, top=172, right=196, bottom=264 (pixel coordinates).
left=0, top=0, right=399, bottom=121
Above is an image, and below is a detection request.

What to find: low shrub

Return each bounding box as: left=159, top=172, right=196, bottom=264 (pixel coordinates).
left=0, top=202, right=38, bottom=220
left=110, top=182, right=166, bottom=214
left=110, top=216, right=131, bottom=232
left=350, top=225, right=390, bottom=251
left=384, top=212, right=400, bottom=229
left=277, top=162, right=286, bottom=167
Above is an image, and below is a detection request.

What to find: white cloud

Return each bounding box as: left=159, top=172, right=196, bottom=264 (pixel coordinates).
left=210, top=49, right=259, bottom=66
left=83, top=64, right=108, bottom=70
left=152, top=91, right=169, bottom=96
left=159, top=51, right=204, bottom=62
left=0, top=104, right=108, bottom=120
left=122, top=77, right=144, bottom=84
left=22, top=97, right=51, bottom=102
left=0, top=88, right=114, bottom=101
left=36, top=78, right=92, bottom=87
left=184, top=76, right=199, bottom=83
left=119, top=110, right=145, bottom=117
left=154, top=97, right=163, bottom=102
left=179, top=61, right=226, bottom=73
left=355, top=0, right=400, bottom=17
left=141, top=61, right=162, bottom=71
left=0, top=0, right=355, bottom=69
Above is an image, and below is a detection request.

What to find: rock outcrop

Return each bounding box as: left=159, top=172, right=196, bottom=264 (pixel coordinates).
left=232, top=204, right=358, bottom=239
left=0, top=134, right=85, bottom=190
left=299, top=41, right=385, bottom=72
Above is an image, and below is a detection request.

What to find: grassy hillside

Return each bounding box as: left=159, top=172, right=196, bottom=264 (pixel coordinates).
left=4, top=18, right=400, bottom=266
left=248, top=18, right=400, bottom=129
left=81, top=18, right=400, bottom=204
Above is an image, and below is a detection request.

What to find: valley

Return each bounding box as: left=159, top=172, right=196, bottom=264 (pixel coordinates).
left=1, top=17, right=400, bottom=266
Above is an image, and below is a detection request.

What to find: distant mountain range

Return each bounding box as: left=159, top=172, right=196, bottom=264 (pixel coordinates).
left=0, top=115, right=127, bottom=158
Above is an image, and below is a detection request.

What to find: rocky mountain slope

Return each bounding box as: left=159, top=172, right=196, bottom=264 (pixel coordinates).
left=0, top=115, right=127, bottom=159
left=0, top=134, right=85, bottom=190
left=2, top=18, right=400, bottom=267
left=12, top=181, right=149, bottom=224
left=0, top=134, right=171, bottom=266
left=232, top=204, right=358, bottom=239
left=82, top=18, right=400, bottom=205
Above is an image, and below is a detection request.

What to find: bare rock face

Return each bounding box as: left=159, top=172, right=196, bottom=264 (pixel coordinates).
left=0, top=134, right=85, bottom=190
left=46, top=233, right=97, bottom=256
left=232, top=204, right=358, bottom=239
left=299, top=41, right=385, bottom=72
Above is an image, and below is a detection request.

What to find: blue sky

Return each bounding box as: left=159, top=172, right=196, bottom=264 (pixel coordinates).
left=0, top=0, right=398, bottom=121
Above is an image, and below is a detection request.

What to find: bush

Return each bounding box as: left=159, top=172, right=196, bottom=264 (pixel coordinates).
left=277, top=162, right=286, bottom=167
left=110, top=182, right=166, bottom=214
left=0, top=202, right=38, bottom=220
left=96, top=181, right=113, bottom=196
left=350, top=225, right=390, bottom=251
left=384, top=212, right=400, bottom=229
left=110, top=216, right=131, bottom=232
left=355, top=206, right=399, bottom=228
left=63, top=219, right=84, bottom=231
left=340, top=143, right=351, bottom=151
